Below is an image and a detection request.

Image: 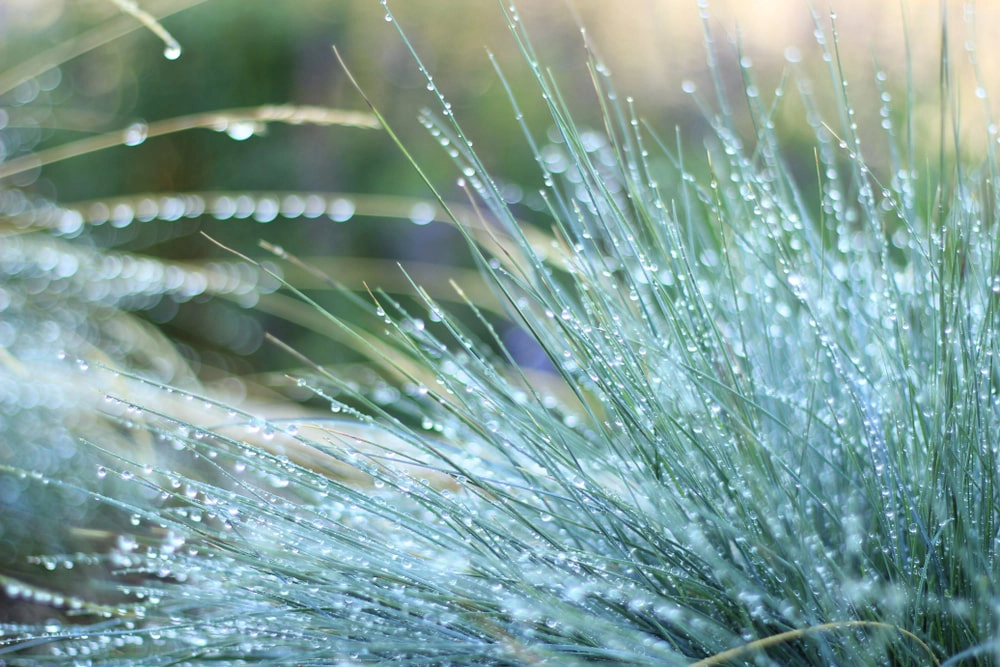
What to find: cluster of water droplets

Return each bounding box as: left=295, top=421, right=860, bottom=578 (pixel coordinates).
left=379, top=6, right=1000, bottom=662
left=3, top=0, right=1000, bottom=662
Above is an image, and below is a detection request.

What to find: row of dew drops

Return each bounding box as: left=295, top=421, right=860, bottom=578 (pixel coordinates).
left=10, top=193, right=445, bottom=238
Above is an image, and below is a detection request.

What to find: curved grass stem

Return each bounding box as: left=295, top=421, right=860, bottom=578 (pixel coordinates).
left=691, top=621, right=940, bottom=667
left=0, top=105, right=378, bottom=182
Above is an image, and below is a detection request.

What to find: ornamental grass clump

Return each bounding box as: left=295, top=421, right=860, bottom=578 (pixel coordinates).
left=1, top=1, right=999, bottom=665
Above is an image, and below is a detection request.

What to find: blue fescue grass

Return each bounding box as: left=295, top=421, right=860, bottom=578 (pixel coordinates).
left=2, top=1, right=1000, bottom=665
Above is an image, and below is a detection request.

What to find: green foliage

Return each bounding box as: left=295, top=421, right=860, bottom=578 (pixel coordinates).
left=2, top=1, right=999, bottom=665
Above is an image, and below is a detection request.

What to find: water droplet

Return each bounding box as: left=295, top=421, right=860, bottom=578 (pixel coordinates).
left=280, top=194, right=305, bottom=218
left=224, top=121, right=259, bottom=141
left=328, top=198, right=355, bottom=222
left=253, top=197, right=279, bottom=223
left=110, top=203, right=135, bottom=227
left=163, top=44, right=182, bottom=60
left=211, top=195, right=237, bottom=219
left=409, top=202, right=435, bottom=225
left=123, top=122, right=148, bottom=146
